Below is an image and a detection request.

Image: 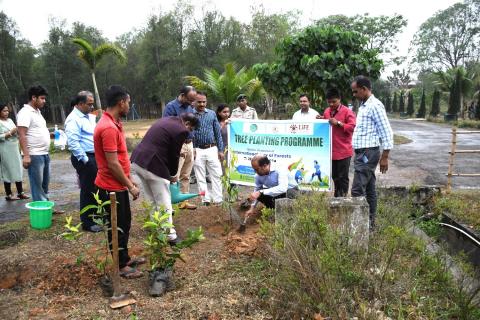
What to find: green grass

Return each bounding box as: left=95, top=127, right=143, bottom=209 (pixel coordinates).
left=432, top=190, right=480, bottom=232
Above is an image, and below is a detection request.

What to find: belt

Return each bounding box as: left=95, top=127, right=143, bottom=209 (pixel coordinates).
left=184, top=139, right=193, bottom=144
left=354, top=146, right=379, bottom=153
left=86, top=152, right=95, bottom=155
left=198, top=143, right=216, bottom=149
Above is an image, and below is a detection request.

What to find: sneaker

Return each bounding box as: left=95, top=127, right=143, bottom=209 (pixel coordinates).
left=179, top=201, right=197, bottom=210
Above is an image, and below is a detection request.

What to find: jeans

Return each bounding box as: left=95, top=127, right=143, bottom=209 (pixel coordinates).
left=71, top=153, right=98, bottom=229
left=351, top=147, right=380, bottom=229
left=27, top=154, right=50, bottom=201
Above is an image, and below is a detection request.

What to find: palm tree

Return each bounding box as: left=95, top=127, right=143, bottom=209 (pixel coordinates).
left=72, top=38, right=127, bottom=110
left=434, top=67, right=478, bottom=117
left=185, top=62, right=265, bottom=106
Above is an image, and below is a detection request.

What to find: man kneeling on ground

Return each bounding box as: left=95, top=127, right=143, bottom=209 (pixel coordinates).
left=245, top=154, right=298, bottom=217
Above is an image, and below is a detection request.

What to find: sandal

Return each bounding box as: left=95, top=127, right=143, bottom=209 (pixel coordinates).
left=17, top=193, right=30, bottom=200
left=119, top=266, right=143, bottom=279
left=126, top=256, right=147, bottom=267
left=5, top=194, right=19, bottom=201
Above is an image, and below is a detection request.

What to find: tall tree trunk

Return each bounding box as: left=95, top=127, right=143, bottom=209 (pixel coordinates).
left=91, top=71, right=102, bottom=110
left=0, top=70, right=12, bottom=102
left=60, top=105, right=66, bottom=123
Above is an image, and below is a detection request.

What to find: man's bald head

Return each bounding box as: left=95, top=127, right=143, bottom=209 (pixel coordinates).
left=251, top=154, right=270, bottom=176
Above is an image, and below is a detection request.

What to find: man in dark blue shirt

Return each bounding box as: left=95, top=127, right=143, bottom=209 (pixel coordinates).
left=162, top=85, right=197, bottom=210
left=193, top=91, right=224, bottom=205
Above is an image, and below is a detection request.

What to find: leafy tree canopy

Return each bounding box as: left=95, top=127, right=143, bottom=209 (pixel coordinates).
left=254, top=25, right=383, bottom=107
left=412, top=0, right=480, bottom=71
left=315, top=13, right=407, bottom=64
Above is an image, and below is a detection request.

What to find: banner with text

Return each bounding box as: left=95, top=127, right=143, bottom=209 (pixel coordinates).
left=228, top=119, right=331, bottom=191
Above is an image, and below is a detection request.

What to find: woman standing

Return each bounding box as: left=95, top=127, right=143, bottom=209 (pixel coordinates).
left=216, top=104, right=230, bottom=151
left=0, top=103, right=29, bottom=200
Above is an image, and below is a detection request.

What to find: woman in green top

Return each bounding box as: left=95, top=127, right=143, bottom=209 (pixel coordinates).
left=0, top=103, right=29, bottom=200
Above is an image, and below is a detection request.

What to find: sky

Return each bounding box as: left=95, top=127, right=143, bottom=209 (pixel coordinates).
left=0, top=0, right=460, bottom=75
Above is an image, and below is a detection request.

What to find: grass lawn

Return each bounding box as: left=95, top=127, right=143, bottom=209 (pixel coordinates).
left=432, top=190, right=480, bottom=232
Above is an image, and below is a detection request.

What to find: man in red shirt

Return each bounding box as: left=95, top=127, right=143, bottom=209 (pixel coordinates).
left=321, top=88, right=356, bottom=197
left=94, top=85, right=142, bottom=279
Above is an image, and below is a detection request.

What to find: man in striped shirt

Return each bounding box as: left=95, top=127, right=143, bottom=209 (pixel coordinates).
left=192, top=91, right=224, bottom=205
left=351, top=76, right=393, bottom=230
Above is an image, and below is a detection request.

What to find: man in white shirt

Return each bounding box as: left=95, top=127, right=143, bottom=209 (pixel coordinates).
left=17, top=86, right=64, bottom=213
left=292, top=94, right=320, bottom=120
left=230, top=94, right=258, bottom=120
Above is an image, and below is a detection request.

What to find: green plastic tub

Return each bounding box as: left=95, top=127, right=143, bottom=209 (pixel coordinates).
left=26, top=201, right=55, bottom=230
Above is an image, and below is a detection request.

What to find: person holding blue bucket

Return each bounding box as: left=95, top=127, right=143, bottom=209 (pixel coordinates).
left=131, top=113, right=199, bottom=246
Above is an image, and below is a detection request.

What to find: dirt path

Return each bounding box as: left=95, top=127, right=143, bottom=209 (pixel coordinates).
left=0, top=195, right=269, bottom=319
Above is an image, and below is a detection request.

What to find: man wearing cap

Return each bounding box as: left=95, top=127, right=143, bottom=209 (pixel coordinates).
left=230, top=94, right=258, bottom=120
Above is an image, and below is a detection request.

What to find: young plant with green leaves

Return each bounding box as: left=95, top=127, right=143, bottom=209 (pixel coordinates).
left=220, top=149, right=243, bottom=227
left=142, top=210, right=204, bottom=271
left=61, top=191, right=113, bottom=275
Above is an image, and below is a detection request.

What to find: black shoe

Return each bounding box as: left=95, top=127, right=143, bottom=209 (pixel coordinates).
left=168, top=236, right=181, bottom=246
left=84, top=225, right=102, bottom=233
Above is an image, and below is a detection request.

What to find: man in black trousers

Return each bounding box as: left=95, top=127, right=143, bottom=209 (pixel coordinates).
left=65, top=91, right=101, bottom=232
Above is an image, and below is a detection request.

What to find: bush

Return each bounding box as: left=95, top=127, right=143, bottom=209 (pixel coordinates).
left=261, top=193, right=480, bottom=319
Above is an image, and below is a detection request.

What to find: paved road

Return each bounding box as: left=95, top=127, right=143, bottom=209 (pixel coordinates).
left=1, top=119, right=479, bottom=223
left=380, top=119, right=480, bottom=189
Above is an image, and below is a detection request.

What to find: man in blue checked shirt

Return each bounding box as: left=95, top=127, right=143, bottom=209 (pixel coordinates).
left=163, top=85, right=198, bottom=210
left=65, top=91, right=101, bottom=232
left=192, top=91, right=224, bottom=205
left=351, top=76, right=393, bottom=231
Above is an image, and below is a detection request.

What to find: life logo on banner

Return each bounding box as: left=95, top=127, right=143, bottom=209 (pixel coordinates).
left=227, top=119, right=332, bottom=191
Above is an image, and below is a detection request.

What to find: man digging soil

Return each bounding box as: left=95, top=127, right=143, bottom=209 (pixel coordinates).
left=244, top=154, right=299, bottom=217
